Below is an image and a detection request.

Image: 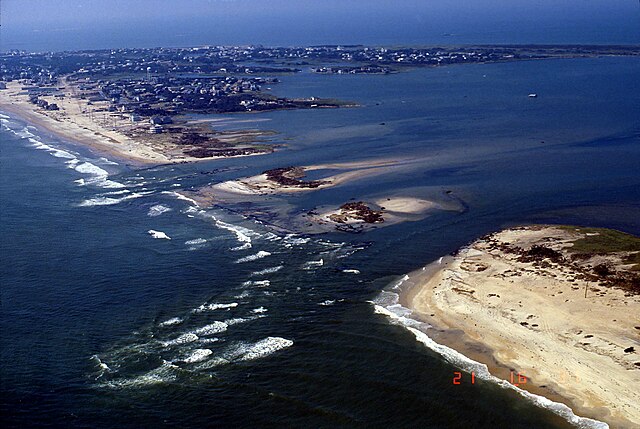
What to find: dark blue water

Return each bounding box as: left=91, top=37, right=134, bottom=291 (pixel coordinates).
left=2, top=56, right=639, bottom=428
left=3, top=1, right=640, bottom=51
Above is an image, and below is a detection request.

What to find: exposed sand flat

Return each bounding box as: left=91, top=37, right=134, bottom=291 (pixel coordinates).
left=406, top=226, right=640, bottom=428
left=210, top=158, right=426, bottom=197
left=306, top=197, right=438, bottom=232
left=213, top=172, right=333, bottom=195
left=375, top=197, right=436, bottom=214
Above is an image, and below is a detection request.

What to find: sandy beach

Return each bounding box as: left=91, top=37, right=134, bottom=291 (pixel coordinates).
left=206, top=157, right=425, bottom=197
left=0, top=80, right=273, bottom=165
left=404, top=225, right=640, bottom=428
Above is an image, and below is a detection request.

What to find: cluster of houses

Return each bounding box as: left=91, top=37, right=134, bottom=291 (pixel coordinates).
left=0, top=44, right=550, bottom=90
left=311, top=65, right=392, bottom=74
left=30, top=97, right=59, bottom=111
left=5, top=44, right=630, bottom=131
left=90, top=74, right=282, bottom=124
left=23, top=86, right=61, bottom=110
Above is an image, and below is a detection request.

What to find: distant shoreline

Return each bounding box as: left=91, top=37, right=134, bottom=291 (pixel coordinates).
left=0, top=81, right=276, bottom=166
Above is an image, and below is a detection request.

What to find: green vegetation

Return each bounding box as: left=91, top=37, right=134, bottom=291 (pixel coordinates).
left=558, top=226, right=640, bottom=270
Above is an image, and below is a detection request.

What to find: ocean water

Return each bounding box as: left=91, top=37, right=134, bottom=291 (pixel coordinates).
left=3, top=0, right=639, bottom=51
left=1, top=56, right=640, bottom=428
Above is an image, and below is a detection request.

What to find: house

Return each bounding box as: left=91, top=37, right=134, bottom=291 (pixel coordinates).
left=148, top=124, right=163, bottom=134
left=150, top=115, right=173, bottom=125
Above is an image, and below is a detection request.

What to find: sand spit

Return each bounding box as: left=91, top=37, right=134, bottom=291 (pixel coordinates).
left=208, top=158, right=425, bottom=196
left=405, top=225, right=640, bottom=428
left=0, top=81, right=273, bottom=165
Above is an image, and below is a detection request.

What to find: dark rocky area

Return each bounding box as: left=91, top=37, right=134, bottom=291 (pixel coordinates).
left=263, top=167, right=329, bottom=188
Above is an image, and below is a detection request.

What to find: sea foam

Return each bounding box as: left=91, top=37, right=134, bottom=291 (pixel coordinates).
left=181, top=349, right=213, bottom=363
left=193, top=321, right=229, bottom=335
left=78, top=191, right=154, bottom=207
left=161, top=333, right=199, bottom=347
left=74, top=161, right=125, bottom=189
left=192, top=302, right=238, bottom=313
left=147, top=204, right=172, bottom=217
left=242, top=280, right=270, bottom=288
left=250, top=266, right=283, bottom=276
left=148, top=230, right=171, bottom=240
left=371, top=290, right=609, bottom=429
left=235, top=251, right=271, bottom=263
left=158, top=317, right=183, bottom=327
left=238, top=337, right=294, bottom=361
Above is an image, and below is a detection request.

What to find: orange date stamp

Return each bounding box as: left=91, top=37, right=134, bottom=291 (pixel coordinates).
left=452, top=370, right=526, bottom=385
left=453, top=369, right=581, bottom=385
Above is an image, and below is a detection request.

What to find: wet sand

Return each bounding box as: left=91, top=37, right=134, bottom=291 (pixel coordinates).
left=0, top=81, right=273, bottom=165
left=403, top=225, right=640, bottom=428
left=207, top=158, right=426, bottom=196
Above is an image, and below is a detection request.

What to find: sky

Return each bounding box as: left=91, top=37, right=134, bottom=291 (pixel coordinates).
left=1, top=0, right=639, bottom=51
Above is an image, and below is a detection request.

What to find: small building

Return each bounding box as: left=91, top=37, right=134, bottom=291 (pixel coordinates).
left=0, top=82, right=6, bottom=90
left=130, top=114, right=142, bottom=122
left=148, top=124, right=163, bottom=134
left=150, top=115, right=173, bottom=125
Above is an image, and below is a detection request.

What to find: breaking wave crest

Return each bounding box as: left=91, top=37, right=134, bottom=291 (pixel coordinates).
left=148, top=230, right=171, bottom=240
left=235, top=251, right=271, bottom=263
left=371, top=289, right=609, bottom=429
left=242, top=280, right=270, bottom=287
left=147, top=204, right=172, bottom=217
left=235, top=337, right=294, bottom=361
left=251, top=266, right=283, bottom=276
left=158, top=317, right=183, bottom=327
left=192, top=302, right=238, bottom=313
left=79, top=191, right=154, bottom=207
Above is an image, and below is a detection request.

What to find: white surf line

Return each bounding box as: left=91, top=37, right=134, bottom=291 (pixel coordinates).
left=371, top=303, right=609, bottom=429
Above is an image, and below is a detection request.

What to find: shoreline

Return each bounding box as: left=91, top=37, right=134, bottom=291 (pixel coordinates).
left=0, top=88, right=167, bottom=167
left=386, top=225, right=640, bottom=428
left=0, top=81, right=275, bottom=167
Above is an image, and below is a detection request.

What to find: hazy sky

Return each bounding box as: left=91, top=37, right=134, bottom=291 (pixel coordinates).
left=1, top=0, right=639, bottom=51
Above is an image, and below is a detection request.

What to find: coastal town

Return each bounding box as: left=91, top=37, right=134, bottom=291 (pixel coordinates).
left=0, top=44, right=638, bottom=163
left=2, top=44, right=638, bottom=120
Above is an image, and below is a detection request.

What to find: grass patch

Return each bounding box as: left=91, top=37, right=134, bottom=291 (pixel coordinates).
left=558, top=226, right=640, bottom=270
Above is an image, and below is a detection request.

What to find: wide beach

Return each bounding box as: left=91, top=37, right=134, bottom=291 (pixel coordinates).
left=401, top=225, right=640, bottom=428
left=0, top=81, right=274, bottom=165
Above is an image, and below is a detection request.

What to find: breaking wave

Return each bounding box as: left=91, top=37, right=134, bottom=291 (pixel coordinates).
left=235, top=251, right=271, bottom=263
left=250, top=266, right=283, bottom=276
left=371, top=286, right=609, bottom=429
left=99, top=361, right=180, bottom=389
left=242, top=280, right=270, bottom=287
left=78, top=191, right=154, bottom=207
left=74, top=161, right=125, bottom=189
left=147, top=204, right=172, bottom=217
left=303, top=259, right=324, bottom=269
left=158, top=317, right=183, bottom=327
left=161, top=191, right=199, bottom=207
left=192, top=302, right=238, bottom=313
left=193, top=321, right=229, bottom=336
left=161, top=333, right=199, bottom=347
left=180, top=349, right=213, bottom=363
left=148, top=230, right=171, bottom=240
left=215, top=219, right=255, bottom=250
left=185, top=238, right=207, bottom=245
left=236, top=337, right=294, bottom=361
